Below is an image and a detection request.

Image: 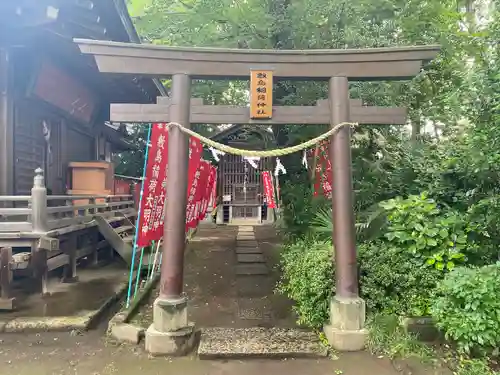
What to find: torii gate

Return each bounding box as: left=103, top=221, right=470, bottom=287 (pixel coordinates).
left=75, top=39, right=439, bottom=355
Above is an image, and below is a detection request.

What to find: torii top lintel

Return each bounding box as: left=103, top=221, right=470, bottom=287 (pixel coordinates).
left=74, top=39, right=440, bottom=81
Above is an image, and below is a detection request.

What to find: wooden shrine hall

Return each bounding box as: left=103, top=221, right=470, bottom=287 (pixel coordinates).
left=74, top=38, right=440, bottom=355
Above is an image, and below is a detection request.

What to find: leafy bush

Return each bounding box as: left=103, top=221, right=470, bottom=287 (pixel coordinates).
left=380, top=193, right=478, bottom=272
left=431, top=263, right=500, bottom=354
left=358, top=243, right=443, bottom=316
left=277, top=239, right=334, bottom=328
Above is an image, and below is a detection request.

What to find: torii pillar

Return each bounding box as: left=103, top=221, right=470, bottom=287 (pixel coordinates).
left=74, top=38, right=439, bottom=355
left=146, top=74, right=197, bottom=355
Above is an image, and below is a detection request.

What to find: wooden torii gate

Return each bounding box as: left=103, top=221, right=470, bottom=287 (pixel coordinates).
left=75, top=39, right=439, bottom=355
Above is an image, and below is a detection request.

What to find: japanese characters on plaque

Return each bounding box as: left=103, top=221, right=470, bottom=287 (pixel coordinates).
left=250, top=70, right=273, bottom=119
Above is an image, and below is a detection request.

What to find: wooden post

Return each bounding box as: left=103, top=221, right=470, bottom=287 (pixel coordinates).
left=0, top=247, right=15, bottom=310
left=324, top=76, right=367, bottom=351
left=146, top=73, right=195, bottom=356
left=160, top=73, right=191, bottom=299
left=62, top=234, right=78, bottom=283
left=329, top=77, right=358, bottom=298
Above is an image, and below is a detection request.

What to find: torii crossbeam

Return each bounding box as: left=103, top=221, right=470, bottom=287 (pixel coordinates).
left=74, top=38, right=439, bottom=355
left=110, top=97, right=407, bottom=125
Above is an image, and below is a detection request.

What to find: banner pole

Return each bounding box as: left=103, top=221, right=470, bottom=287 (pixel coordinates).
left=126, top=123, right=153, bottom=308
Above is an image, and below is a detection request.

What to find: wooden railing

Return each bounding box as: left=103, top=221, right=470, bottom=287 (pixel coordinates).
left=0, top=168, right=135, bottom=234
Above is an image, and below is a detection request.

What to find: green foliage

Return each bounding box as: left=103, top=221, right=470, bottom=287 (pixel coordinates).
left=367, top=314, right=499, bottom=375
left=431, top=264, right=500, bottom=354
left=454, top=357, right=499, bottom=375
left=380, top=193, right=477, bottom=272
left=367, top=314, right=434, bottom=360
left=359, top=243, right=443, bottom=317
left=276, top=239, right=334, bottom=329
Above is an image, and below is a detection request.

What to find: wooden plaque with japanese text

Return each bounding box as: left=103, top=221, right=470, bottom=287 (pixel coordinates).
left=250, top=70, right=273, bottom=119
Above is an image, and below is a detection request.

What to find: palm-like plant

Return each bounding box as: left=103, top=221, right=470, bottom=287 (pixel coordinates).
left=310, top=203, right=388, bottom=243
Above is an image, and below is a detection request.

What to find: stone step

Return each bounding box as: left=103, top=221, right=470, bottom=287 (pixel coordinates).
left=237, top=235, right=255, bottom=240
left=198, top=327, right=328, bottom=359
left=236, top=264, right=268, bottom=275
left=237, top=253, right=265, bottom=263
left=237, top=241, right=259, bottom=247
left=236, top=247, right=262, bottom=254
left=238, top=226, right=254, bottom=232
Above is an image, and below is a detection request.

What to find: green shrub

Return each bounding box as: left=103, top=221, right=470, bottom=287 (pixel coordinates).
left=380, top=193, right=478, bottom=272
left=277, top=239, right=334, bottom=328
left=431, top=263, right=500, bottom=354
left=358, top=243, right=443, bottom=316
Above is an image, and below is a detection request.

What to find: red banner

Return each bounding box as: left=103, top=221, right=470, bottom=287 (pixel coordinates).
left=136, top=123, right=169, bottom=247
left=262, top=171, right=276, bottom=209
left=136, top=123, right=203, bottom=247
left=318, top=141, right=332, bottom=199
left=212, top=168, right=218, bottom=209
left=310, top=141, right=332, bottom=199
left=198, top=166, right=217, bottom=222
left=186, top=160, right=209, bottom=229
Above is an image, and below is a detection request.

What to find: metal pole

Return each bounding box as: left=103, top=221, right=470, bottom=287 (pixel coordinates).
left=329, top=76, right=358, bottom=298
left=160, top=74, right=191, bottom=298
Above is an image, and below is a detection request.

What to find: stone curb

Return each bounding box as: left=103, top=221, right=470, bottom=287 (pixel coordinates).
left=0, top=279, right=129, bottom=333
left=107, top=273, right=160, bottom=343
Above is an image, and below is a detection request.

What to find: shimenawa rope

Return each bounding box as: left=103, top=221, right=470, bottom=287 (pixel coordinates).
left=166, top=121, right=357, bottom=157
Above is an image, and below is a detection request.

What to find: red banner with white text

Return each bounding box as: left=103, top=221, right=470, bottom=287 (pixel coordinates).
left=310, top=140, right=332, bottom=199
left=136, top=123, right=203, bottom=247
left=318, top=141, right=332, bottom=199
left=262, top=171, right=277, bottom=209
left=186, top=160, right=210, bottom=229
left=198, top=165, right=217, bottom=222
left=136, top=123, right=169, bottom=247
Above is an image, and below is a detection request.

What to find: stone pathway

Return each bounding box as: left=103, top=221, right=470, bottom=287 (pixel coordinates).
left=198, top=225, right=326, bottom=358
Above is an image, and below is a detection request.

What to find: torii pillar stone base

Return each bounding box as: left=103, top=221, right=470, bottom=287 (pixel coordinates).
left=145, top=295, right=196, bottom=356
left=324, top=296, right=368, bottom=351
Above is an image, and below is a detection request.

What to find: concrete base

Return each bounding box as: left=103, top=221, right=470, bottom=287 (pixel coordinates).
left=61, top=276, right=79, bottom=284
left=0, top=297, right=15, bottom=311
left=216, top=208, right=224, bottom=224
left=324, top=296, right=368, bottom=351
left=145, top=294, right=196, bottom=356
left=145, top=324, right=195, bottom=356
left=111, top=323, right=144, bottom=344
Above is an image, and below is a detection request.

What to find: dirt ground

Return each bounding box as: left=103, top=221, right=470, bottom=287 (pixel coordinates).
left=0, top=330, right=409, bottom=375
left=0, top=225, right=447, bottom=374
left=133, top=225, right=296, bottom=328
